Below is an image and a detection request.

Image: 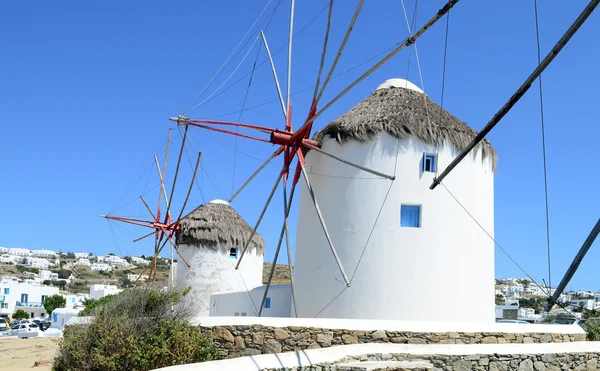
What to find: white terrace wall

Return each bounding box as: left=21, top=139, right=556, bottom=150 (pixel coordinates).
left=209, top=284, right=292, bottom=318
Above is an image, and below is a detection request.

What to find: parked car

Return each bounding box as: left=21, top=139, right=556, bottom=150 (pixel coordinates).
left=11, top=323, right=41, bottom=338
left=0, top=318, right=9, bottom=331
left=550, top=317, right=586, bottom=327
left=586, top=318, right=600, bottom=326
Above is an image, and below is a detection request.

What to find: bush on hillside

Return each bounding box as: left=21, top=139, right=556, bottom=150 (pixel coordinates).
left=54, top=287, right=216, bottom=371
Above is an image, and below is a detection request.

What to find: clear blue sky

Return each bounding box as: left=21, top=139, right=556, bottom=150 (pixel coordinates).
left=1, top=1, right=599, bottom=290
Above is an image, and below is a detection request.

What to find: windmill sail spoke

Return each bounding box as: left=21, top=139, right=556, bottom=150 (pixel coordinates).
left=258, top=181, right=298, bottom=317
left=133, top=231, right=154, bottom=243
left=286, top=0, right=296, bottom=121
left=159, top=129, right=172, bottom=213
left=294, top=0, right=459, bottom=137
left=140, top=195, right=157, bottom=220
left=258, top=227, right=284, bottom=317
left=431, top=0, right=600, bottom=190
left=303, top=143, right=395, bottom=180
left=315, top=0, right=363, bottom=106
left=235, top=171, right=283, bottom=269
left=283, top=182, right=298, bottom=317
left=297, top=150, right=350, bottom=287
left=260, top=31, right=287, bottom=119
left=229, top=147, right=283, bottom=203
left=154, top=155, right=170, bottom=210
left=175, top=152, right=202, bottom=224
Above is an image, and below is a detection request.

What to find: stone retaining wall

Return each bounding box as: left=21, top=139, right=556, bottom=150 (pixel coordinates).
left=200, top=325, right=586, bottom=358
left=278, top=352, right=600, bottom=371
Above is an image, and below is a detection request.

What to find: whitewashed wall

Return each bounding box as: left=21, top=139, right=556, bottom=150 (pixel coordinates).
left=209, top=284, right=292, bottom=317
left=293, top=134, right=495, bottom=322
left=176, top=245, right=263, bottom=317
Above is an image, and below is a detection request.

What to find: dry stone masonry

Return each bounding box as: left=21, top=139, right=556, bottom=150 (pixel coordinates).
left=199, top=324, right=586, bottom=358
left=276, top=352, right=600, bottom=371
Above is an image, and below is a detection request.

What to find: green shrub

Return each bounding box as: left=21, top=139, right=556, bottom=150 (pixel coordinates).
left=43, top=294, right=66, bottom=315
left=54, top=288, right=216, bottom=371
left=586, top=323, right=600, bottom=341
left=12, top=309, right=29, bottom=319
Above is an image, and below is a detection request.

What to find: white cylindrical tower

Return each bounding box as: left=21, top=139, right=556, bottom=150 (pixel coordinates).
left=175, top=199, right=264, bottom=317
left=293, top=79, right=496, bottom=323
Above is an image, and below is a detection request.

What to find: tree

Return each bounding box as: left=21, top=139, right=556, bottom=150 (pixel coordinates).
left=52, top=269, right=72, bottom=279
left=13, top=310, right=29, bottom=319
left=124, top=256, right=132, bottom=264
left=66, top=252, right=76, bottom=259
left=495, top=294, right=505, bottom=305
left=121, top=278, right=132, bottom=288
left=43, top=294, right=66, bottom=315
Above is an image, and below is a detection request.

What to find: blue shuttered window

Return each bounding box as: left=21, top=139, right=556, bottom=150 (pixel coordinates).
left=422, top=153, right=436, bottom=172
left=229, top=248, right=238, bottom=259
left=265, top=298, right=271, bottom=309
left=400, top=205, right=421, bottom=228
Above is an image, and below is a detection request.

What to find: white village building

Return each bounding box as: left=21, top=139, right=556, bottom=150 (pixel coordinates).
left=74, top=258, right=91, bottom=266
left=89, top=284, right=121, bottom=300
left=0, top=280, right=59, bottom=319
left=91, top=263, right=112, bottom=271
left=131, top=256, right=150, bottom=266
left=74, top=253, right=89, bottom=259
left=31, top=249, right=59, bottom=258
left=24, top=257, right=54, bottom=269
left=184, top=79, right=497, bottom=324
left=8, top=248, right=32, bottom=257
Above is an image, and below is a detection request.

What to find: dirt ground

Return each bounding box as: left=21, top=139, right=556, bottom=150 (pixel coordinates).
left=0, top=337, right=59, bottom=370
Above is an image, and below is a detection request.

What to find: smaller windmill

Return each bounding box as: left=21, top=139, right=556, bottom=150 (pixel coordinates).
left=100, top=127, right=201, bottom=285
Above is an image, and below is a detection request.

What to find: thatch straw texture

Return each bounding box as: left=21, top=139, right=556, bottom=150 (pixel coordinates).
left=177, top=202, right=265, bottom=254
left=313, top=86, right=497, bottom=170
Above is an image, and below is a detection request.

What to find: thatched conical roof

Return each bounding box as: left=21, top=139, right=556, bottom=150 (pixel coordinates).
left=313, top=79, right=497, bottom=170
left=176, top=200, right=265, bottom=254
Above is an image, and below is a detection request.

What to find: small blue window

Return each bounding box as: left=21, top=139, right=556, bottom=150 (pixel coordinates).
left=401, top=205, right=421, bottom=228
left=265, top=298, right=271, bottom=309
left=422, top=153, right=436, bottom=172
left=20, top=294, right=28, bottom=304
left=229, top=248, right=238, bottom=259
left=3, top=288, right=8, bottom=295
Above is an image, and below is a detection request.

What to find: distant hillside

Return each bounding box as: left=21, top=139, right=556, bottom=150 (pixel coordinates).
left=262, top=263, right=292, bottom=285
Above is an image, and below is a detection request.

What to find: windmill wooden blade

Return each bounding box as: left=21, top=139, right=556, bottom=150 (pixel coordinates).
left=229, top=148, right=283, bottom=203
left=175, top=152, right=201, bottom=224
left=133, top=231, right=154, bottom=243
left=139, top=196, right=157, bottom=220
left=235, top=171, right=283, bottom=269
left=164, top=125, right=188, bottom=224
left=282, top=182, right=298, bottom=317
left=260, top=31, right=286, bottom=119
left=158, top=129, right=172, bottom=216
left=259, top=182, right=297, bottom=316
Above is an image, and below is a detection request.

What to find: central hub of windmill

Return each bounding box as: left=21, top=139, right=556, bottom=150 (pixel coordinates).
left=270, top=130, right=319, bottom=148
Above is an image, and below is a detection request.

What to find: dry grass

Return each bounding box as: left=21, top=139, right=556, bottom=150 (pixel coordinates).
left=262, top=263, right=292, bottom=285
